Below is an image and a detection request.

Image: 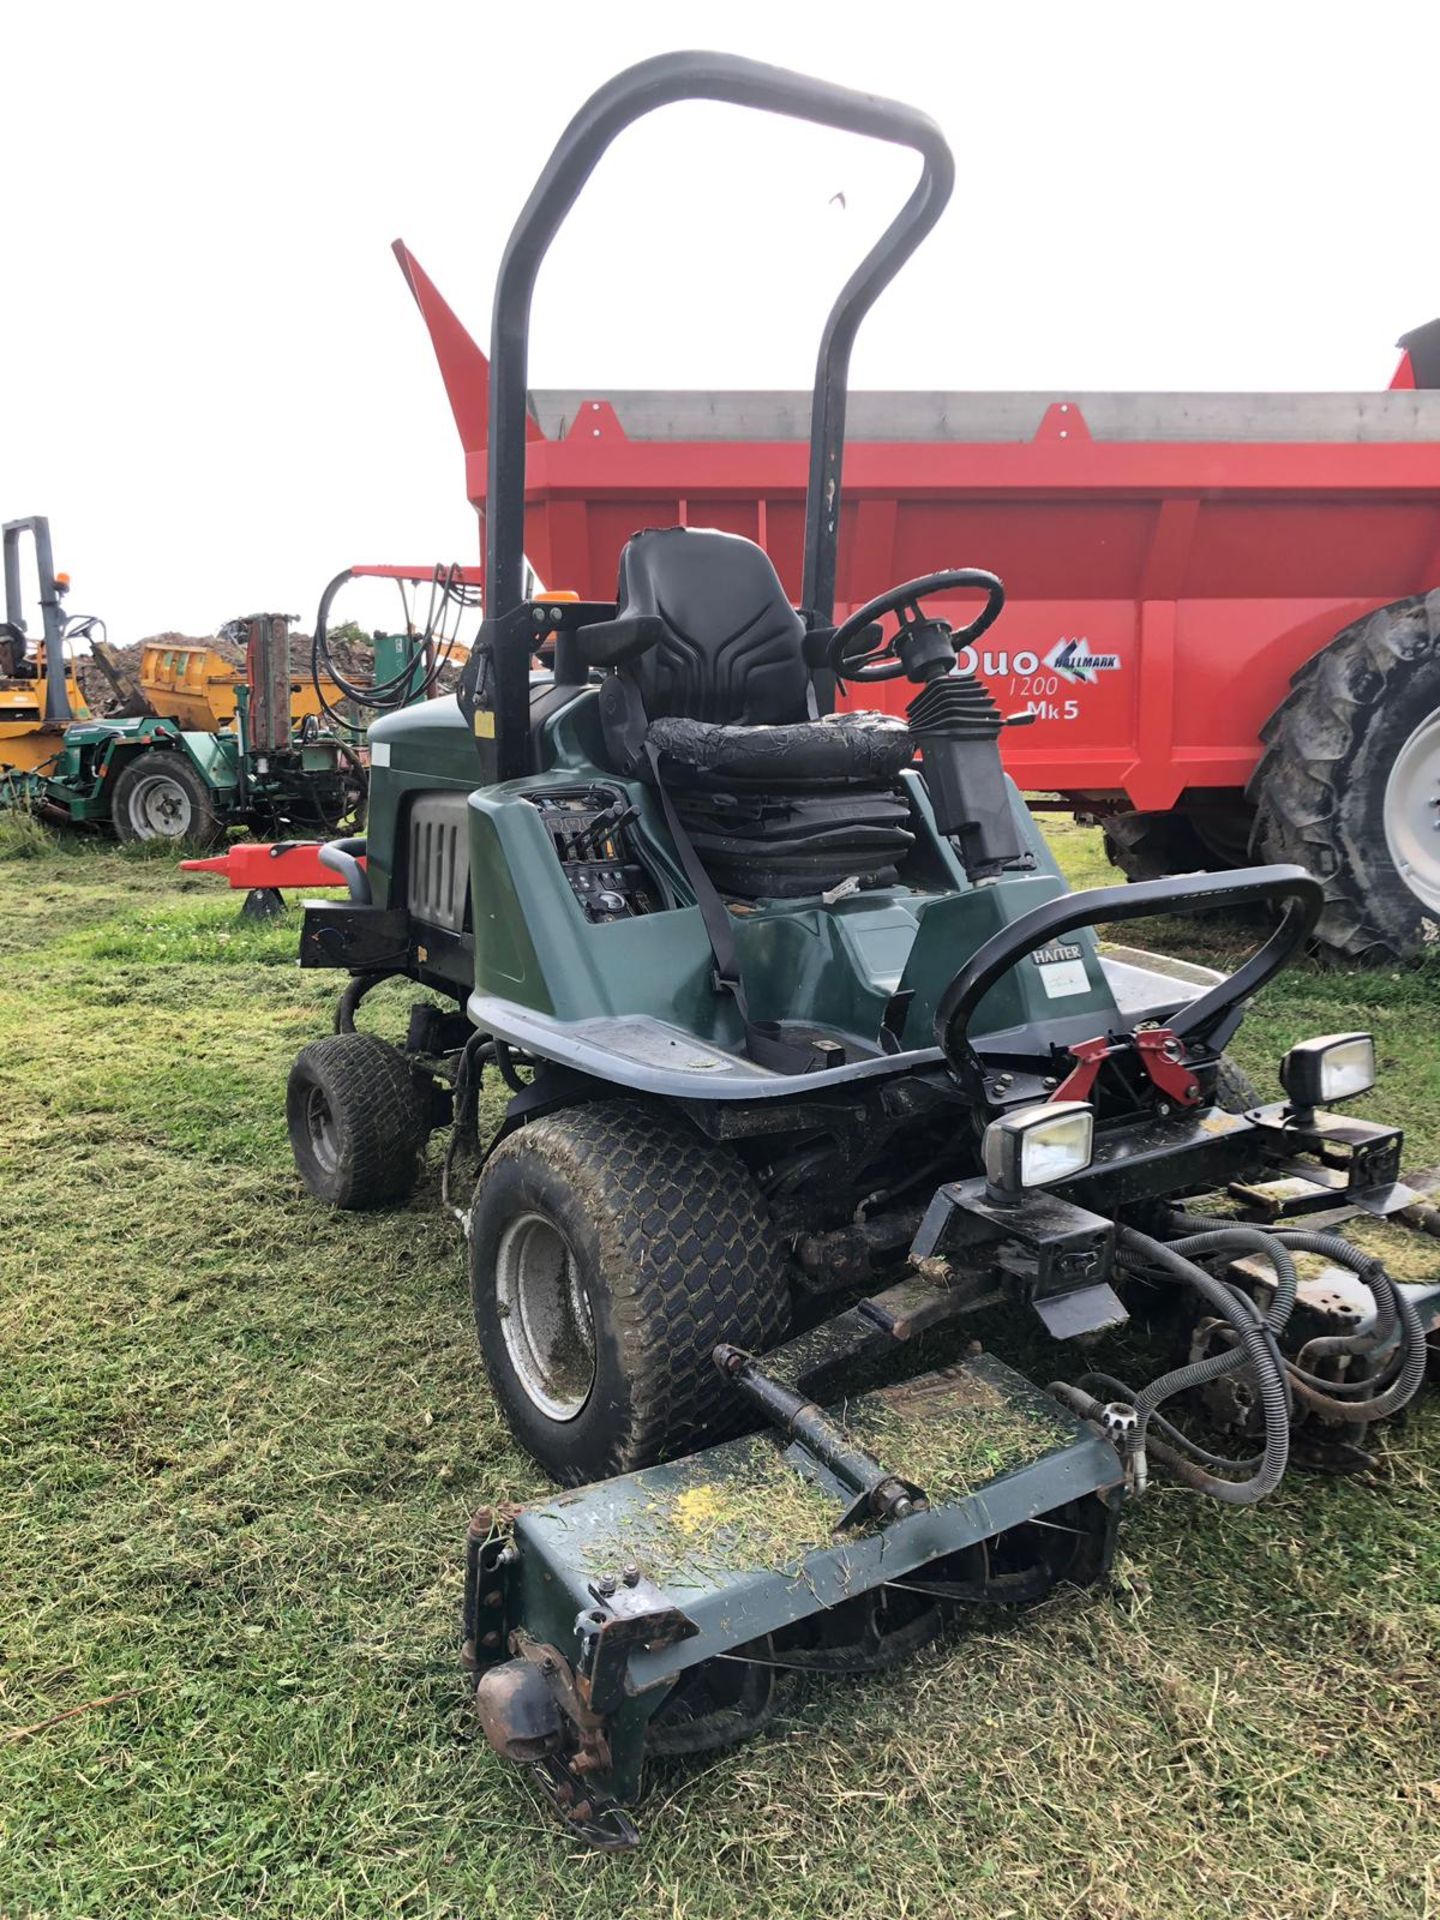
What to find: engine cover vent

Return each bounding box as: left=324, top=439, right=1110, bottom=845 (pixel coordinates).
left=407, top=792, right=471, bottom=933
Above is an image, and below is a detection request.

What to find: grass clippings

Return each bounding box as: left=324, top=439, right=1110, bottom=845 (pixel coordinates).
left=1, top=829, right=1438, bottom=1920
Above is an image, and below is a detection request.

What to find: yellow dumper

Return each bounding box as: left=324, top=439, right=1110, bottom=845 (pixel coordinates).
left=137, top=642, right=342, bottom=732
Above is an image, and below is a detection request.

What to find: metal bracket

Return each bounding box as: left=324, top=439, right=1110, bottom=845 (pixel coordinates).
left=1235, top=1104, right=1410, bottom=1216
left=1052, top=1034, right=1114, bottom=1104
left=913, top=1178, right=1118, bottom=1319
left=1133, top=1027, right=1202, bottom=1107
left=573, top=1576, right=699, bottom=1717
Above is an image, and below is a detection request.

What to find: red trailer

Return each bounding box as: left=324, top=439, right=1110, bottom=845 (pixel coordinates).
left=396, top=242, right=1440, bottom=962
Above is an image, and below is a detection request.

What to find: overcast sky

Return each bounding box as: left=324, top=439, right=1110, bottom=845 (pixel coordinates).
left=5, top=0, right=1439, bottom=643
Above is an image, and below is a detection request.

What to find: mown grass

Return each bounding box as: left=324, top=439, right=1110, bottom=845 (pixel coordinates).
left=3, top=824, right=1439, bottom=1920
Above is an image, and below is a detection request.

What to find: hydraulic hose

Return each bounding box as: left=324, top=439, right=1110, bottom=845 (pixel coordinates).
left=1078, top=1370, right=1265, bottom=1473
left=334, top=968, right=396, bottom=1034
left=1166, top=1210, right=1427, bottom=1425
left=1106, top=1225, right=1293, bottom=1505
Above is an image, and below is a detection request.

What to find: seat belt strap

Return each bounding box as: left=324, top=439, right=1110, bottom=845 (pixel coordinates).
left=643, top=738, right=816, bottom=1074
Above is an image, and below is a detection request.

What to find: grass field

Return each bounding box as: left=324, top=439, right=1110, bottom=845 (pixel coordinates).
left=2, top=815, right=1438, bottom=1920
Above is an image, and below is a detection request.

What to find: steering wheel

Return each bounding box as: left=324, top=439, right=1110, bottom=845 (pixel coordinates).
left=825, top=568, right=1005, bottom=683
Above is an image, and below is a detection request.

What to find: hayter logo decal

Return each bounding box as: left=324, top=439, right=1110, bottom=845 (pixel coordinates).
left=1045, top=637, right=1120, bottom=684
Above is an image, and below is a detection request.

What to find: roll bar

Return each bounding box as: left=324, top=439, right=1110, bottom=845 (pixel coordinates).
left=474, top=51, right=954, bottom=780
left=934, top=866, right=1325, bottom=1101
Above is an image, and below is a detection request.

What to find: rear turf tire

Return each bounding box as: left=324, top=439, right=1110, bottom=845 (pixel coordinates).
left=111, top=750, right=225, bottom=848
left=1250, top=594, right=1440, bottom=961
left=286, top=1032, right=430, bottom=1209
left=469, top=1100, right=791, bottom=1484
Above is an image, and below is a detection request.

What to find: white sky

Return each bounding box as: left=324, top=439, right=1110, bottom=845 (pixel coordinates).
left=5, top=0, right=1439, bottom=642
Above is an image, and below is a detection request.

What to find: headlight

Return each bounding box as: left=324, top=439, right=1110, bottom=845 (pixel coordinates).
left=983, top=1101, right=1095, bottom=1200
left=1279, top=1032, right=1376, bottom=1110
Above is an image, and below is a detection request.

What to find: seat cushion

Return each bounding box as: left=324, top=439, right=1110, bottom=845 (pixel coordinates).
left=670, top=784, right=915, bottom=900
left=647, top=710, right=914, bottom=789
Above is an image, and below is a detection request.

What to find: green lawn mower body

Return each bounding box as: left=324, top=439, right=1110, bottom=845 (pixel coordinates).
left=287, top=53, right=1440, bottom=1848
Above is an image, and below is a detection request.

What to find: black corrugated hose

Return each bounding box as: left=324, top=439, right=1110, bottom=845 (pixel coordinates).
left=1055, top=1209, right=1428, bottom=1506
left=1166, top=1209, right=1428, bottom=1424
left=1054, top=1225, right=1296, bottom=1504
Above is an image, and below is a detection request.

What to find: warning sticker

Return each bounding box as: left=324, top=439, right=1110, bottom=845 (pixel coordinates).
left=1037, top=956, right=1091, bottom=999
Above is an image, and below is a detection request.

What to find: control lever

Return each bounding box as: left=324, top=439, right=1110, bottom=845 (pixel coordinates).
left=572, top=800, right=639, bottom=861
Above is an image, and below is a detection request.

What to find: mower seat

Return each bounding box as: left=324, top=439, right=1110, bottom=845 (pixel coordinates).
left=595, top=527, right=915, bottom=897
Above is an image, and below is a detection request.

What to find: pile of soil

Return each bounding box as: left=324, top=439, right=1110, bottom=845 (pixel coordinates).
left=75, top=621, right=463, bottom=718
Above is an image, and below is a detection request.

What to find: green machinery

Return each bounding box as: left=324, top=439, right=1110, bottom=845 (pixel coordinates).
left=283, top=56, right=1440, bottom=1847
left=1, top=517, right=362, bottom=845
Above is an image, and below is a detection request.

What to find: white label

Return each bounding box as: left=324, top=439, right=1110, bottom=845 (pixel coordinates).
left=371, top=742, right=391, bottom=768
left=1038, top=959, right=1090, bottom=999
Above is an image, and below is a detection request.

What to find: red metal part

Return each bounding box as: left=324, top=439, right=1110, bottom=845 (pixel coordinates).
left=180, top=842, right=363, bottom=891
left=398, top=242, right=1440, bottom=816
left=1052, top=1035, right=1115, bottom=1105
left=1133, top=1029, right=1202, bottom=1107
left=392, top=241, right=543, bottom=462
left=1052, top=1027, right=1200, bottom=1108
left=349, top=563, right=485, bottom=585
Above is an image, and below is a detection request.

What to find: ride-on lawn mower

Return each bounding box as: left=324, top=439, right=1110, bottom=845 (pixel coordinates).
left=285, top=54, right=1440, bottom=1847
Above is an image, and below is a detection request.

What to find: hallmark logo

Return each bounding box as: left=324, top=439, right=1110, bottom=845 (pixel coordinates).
left=1046, top=637, right=1121, bottom=684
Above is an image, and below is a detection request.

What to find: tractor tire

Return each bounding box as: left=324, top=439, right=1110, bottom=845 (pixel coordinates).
left=1250, top=594, right=1440, bottom=961
left=111, top=750, right=225, bottom=848
left=469, top=1100, right=791, bottom=1485
left=286, top=1032, right=430, bottom=1209
left=1102, top=808, right=1211, bottom=882
left=1215, top=1055, right=1263, bottom=1114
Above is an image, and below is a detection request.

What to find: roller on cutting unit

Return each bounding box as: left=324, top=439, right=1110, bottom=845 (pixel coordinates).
left=282, top=53, right=1440, bottom=1848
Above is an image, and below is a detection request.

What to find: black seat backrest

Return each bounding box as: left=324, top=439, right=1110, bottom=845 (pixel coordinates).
left=615, top=526, right=809, bottom=727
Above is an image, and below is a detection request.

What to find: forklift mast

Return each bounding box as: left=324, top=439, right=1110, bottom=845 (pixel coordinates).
left=236, top=613, right=295, bottom=757
left=2, top=516, right=73, bottom=723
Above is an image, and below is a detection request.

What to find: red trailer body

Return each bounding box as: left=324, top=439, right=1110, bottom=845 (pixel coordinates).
left=396, top=243, right=1440, bottom=958
left=513, top=391, right=1440, bottom=813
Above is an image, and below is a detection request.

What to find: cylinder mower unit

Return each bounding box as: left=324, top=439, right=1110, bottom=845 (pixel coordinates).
left=283, top=54, right=1440, bottom=1848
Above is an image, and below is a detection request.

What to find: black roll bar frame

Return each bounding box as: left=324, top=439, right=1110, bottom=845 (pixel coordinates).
left=469, top=50, right=954, bottom=781
left=934, top=866, right=1325, bottom=1103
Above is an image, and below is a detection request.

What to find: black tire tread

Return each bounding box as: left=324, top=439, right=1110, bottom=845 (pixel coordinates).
left=287, top=1032, right=429, bottom=1209
left=1102, top=808, right=1210, bottom=883
left=111, top=750, right=226, bottom=849
left=474, top=1100, right=790, bottom=1478
left=1215, top=1054, right=1263, bottom=1114
left=1249, top=593, right=1440, bottom=961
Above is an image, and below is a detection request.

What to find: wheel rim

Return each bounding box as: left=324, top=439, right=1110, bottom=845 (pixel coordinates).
left=305, top=1084, right=340, bottom=1174
left=494, top=1212, right=596, bottom=1421
left=1382, top=707, right=1440, bottom=915
left=126, top=770, right=195, bottom=839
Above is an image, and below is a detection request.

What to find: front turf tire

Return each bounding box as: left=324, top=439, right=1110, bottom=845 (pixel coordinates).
left=469, top=1100, right=791, bottom=1485
left=286, top=1032, right=430, bottom=1209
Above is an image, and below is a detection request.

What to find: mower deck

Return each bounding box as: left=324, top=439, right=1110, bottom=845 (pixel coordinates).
left=467, top=1352, right=1124, bottom=1843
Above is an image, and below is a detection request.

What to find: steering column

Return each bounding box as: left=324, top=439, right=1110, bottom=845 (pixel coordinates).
left=827, top=568, right=1033, bottom=880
